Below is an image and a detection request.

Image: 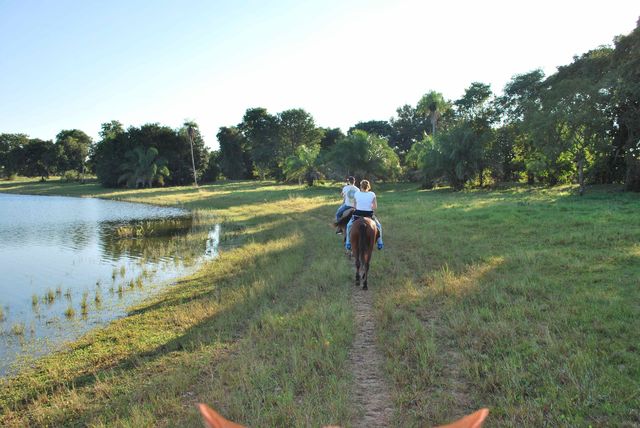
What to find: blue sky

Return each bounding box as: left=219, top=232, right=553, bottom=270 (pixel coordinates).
left=1, top=0, right=638, bottom=148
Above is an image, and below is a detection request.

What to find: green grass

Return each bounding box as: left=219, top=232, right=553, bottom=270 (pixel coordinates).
left=0, top=178, right=638, bottom=426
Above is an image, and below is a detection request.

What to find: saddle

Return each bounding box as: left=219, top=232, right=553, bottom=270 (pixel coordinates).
left=338, top=207, right=355, bottom=222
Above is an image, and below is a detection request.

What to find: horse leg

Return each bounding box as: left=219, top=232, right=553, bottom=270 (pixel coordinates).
left=362, top=261, right=369, bottom=290
left=355, top=258, right=360, bottom=286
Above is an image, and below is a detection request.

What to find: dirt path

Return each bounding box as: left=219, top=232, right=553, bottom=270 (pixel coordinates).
left=348, top=286, right=394, bottom=427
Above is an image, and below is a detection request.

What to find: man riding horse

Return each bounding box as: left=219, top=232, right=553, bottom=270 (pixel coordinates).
left=335, top=176, right=358, bottom=234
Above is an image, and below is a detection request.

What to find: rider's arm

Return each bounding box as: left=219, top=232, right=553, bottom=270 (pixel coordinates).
left=371, top=196, right=378, bottom=211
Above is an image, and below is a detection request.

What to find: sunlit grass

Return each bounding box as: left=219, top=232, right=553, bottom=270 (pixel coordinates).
left=0, top=178, right=638, bottom=427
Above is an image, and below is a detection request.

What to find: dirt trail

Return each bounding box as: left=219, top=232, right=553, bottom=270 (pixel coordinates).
left=348, top=286, right=394, bottom=427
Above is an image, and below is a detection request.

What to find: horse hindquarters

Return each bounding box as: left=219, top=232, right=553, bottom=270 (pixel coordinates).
left=350, top=219, right=361, bottom=286
left=358, top=219, right=371, bottom=290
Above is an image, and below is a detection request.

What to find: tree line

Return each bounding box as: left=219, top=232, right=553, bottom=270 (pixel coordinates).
left=2, top=19, right=638, bottom=191
left=0, top=121, right=218, bottom=187
left=214, top=19, right=639, bottom=193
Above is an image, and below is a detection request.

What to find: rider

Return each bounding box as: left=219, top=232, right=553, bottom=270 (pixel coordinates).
left=345, top=179, right=383, bottom=250
left=335, top=176, right=358, bottom=233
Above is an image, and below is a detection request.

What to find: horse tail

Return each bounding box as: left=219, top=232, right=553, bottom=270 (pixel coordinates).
left=358, top=218, right=367, bottom=263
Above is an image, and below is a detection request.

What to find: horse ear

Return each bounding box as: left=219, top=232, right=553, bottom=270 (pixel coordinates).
left=197, top=403, right=246, bottom=428
left=435, top=408, right=489, bottom=428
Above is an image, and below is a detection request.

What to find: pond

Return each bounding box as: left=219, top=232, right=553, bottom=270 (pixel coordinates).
left=0, top=193, right=220, bottom=376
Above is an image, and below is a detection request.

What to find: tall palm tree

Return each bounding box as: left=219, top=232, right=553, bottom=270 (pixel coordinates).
left=118, top=146, right=170, bottom=188
left=184, top=120, right=199, bottom=187
left=417, top=91, right=449, bottom=136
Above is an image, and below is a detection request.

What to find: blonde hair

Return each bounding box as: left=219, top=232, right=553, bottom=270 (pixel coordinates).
left=360, top=179, right=371, bottom=192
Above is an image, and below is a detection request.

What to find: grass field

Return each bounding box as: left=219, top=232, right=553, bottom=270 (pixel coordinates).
left=0, top=178, right=638, bottom=427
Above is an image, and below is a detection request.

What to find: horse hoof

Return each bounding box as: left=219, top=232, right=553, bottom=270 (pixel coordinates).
left=362, top=285, right=368, bottom=290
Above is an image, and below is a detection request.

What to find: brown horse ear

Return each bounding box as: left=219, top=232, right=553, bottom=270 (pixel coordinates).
left=435, top=408, right=489, bottom=428
left=197, top=403, right=246, bottom=428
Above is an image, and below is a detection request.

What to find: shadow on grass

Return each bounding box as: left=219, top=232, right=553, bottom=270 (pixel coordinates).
left=1, top=201, right=349, bottom=426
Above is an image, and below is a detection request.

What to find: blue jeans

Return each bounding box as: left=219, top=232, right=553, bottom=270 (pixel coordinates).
left=335, top=203, right=353, bottom=222
left=345, top=217, right=383, bottom=247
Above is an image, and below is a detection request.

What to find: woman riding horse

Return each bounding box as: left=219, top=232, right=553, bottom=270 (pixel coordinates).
left=344, top=179, right=383, bottom=250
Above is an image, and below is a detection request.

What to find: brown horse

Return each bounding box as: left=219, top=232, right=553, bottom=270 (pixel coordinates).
left=349, top=216, right=377, bottom=290
left=198, top=403, right=489, bottom=427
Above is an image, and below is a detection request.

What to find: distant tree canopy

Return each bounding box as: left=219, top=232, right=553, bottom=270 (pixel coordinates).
left=92, top=121, right=208, bottom=187
left=4, top=19, right=639, bottom=192
left=55, top=129, right=92, bottom=176
left=401, top=18, right=640, bottom=193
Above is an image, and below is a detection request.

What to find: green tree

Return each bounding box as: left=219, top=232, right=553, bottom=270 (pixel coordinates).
left=349, top=120, right=394, bottom=140
left=417, top=91, right=450, bottom=136
left=201, top=151, right=221, bottom=183
left=277, top=108, right=323, bottom=170
left=420, top=123, right=483, bottom=190
left=389, top=104, right=428, bottom=156
left=55, top=129, right=92, bottom=181
left=0, top=133, right=28, bottom=177
left=319, top=127, right=344, bottom=152
left=455, top=82, right=496, bottom=186
left=610, top=19, right=640, bottom=191
left=128, top=123, right=207, bottom=186
left=328, top=130, right=400, bottom=181
left=239, top=107, right=280, bottom=179
left=22, top=138, right=59, bottom=180
left=217, top=126, right=252, bottom=179
left=283, top=144, right=322, bottom=186
left=498, top=70, right=546, bottom=183
left=93, top=121, right=130, bottom=187
left=118, top=146, right=170, bottom=188
left=541, top=47, right=614, bottom=194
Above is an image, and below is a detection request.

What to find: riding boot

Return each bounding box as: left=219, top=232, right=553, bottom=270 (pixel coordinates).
left=375, top=221, right=383, bottom=250
left=345, top=218, right=354, bottom=250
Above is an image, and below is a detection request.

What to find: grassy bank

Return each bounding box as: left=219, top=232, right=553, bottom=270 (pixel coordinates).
left=1, top=178, right=639, bottom=426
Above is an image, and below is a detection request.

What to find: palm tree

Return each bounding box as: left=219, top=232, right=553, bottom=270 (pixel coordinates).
left=118, top=146, right=170, bottom=188
left=283, top=145, right=323, bottom=186
left=417, top=91, right=449, bottom=136
left=184, top=120, right=199, bottom=187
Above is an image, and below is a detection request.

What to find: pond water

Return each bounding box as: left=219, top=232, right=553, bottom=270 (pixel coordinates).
left=0, top=193, right=220, bottom=376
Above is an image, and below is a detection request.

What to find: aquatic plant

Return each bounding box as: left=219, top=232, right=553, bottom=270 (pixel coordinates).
left=55, top=286, right=62, bottom=296
left=32, top=294, right=39, bottom=307
left=0, top=307, right=4, bottom=321
left=64, top=305, right=75, bottom=318
left=11, top=322, right=25, bottom=336
left=81, top=292, right=88, bottom=316
left=95, top=290, right=102, bottom=304
left=64, top=288, right=72, bottom=300
left=45, top=289, right=55, bottom=303
left=119, top=265, right=126, bottom=277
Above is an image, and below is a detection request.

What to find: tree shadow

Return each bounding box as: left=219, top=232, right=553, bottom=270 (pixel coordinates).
left=3, top=201, right=348, bottom=426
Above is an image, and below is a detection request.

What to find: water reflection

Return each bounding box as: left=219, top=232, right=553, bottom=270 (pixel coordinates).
left=0, top=193, right=220, bottom=376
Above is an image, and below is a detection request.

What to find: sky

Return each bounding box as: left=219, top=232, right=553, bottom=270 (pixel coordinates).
left=1, top=0, right=638, bottom=149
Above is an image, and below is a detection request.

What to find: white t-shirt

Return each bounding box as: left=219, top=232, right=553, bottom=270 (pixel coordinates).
left=354, top=190, right=376, bottom=211
left=342, top=184, right=358, bottom=207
